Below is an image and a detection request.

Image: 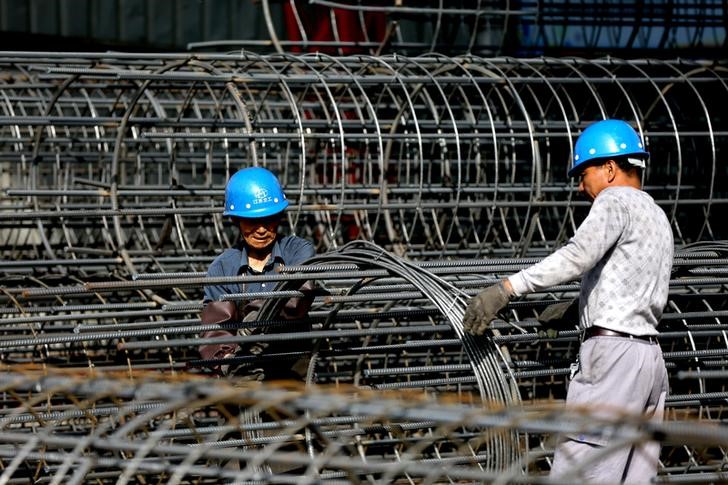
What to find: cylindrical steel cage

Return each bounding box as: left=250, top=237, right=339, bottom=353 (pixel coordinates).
left=2, top=53, right=727, bottom=269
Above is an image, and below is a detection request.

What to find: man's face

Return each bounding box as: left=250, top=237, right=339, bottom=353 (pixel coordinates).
left=577, top=163, right=609, bottom=202
left=237, top=215, right=280, bottom=251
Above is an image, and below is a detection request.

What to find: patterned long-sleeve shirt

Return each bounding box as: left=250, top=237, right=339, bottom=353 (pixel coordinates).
left=508, top=186, right=673, bottom=336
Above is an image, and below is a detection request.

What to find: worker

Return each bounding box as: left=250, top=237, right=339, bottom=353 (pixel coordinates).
left=463, top=119, right=673, bottom=483
left=199, top=166, right=315, bottom=380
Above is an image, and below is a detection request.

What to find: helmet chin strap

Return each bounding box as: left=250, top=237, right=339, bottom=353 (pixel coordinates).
left=627, top=157, right=646, bottom=168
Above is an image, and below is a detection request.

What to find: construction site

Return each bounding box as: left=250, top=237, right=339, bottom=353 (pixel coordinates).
left=1, top=1, right=727, bottom=483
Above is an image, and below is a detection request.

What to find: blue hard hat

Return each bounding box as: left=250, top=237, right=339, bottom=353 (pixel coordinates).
left=569, top=119, right=649, bottom=177
left=223, top=167, right=288, bottom=218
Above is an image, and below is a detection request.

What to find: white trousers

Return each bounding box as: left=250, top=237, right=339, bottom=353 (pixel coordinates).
left=550, top=336, right=668, bottom=484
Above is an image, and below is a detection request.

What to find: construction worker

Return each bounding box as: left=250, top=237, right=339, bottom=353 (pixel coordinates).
left=463, top=119, right=673, bottom=483
left=199, top=166, right=315, bottom=380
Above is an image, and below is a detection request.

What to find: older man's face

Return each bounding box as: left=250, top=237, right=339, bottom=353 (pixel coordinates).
left=238, top=215, right=280, bottom=251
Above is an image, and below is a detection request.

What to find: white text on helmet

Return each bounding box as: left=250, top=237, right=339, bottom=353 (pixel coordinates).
left=252, top=188, right=273, bottom=205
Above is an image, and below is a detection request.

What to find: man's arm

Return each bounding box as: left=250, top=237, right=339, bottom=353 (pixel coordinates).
left=279, top=237, right=316, bottom=319
left=199, top=301, right=240, bottom=363
left=464, top=192, right=629, bottom=335
left=508, top=192, right=629, bottom=296
left=199, top=259, right=240, bottom=366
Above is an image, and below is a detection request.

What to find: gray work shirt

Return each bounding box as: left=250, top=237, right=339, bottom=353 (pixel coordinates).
left=204, top=235, right=315, bottom=303
left=508, top=186, right=674, bottom=336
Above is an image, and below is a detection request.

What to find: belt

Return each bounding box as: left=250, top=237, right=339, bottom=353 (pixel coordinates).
left=583, top=326, right=658, bottom=343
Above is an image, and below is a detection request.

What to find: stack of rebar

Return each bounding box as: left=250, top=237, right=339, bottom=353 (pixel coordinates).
left=0, top=367, right=726, bottom=484
left=3, top=239, right=728, bottom=479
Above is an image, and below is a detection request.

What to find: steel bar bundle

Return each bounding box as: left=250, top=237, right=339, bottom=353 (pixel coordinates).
left=0, top=367, right=726, bottom=484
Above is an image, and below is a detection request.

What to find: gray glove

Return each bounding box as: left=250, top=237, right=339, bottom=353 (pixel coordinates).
left=463, top=282, right=512, bottom=335
left=536, top=327, right=560, bottom=339
left=243, top=310, right=260, bottom=323
left=536, top=299, right=579, bottom=339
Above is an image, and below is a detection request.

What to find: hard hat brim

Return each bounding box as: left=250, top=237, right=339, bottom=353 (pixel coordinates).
left=568, top=153, right=649, bottom=178
left=223, top=200, right=289, bottom=218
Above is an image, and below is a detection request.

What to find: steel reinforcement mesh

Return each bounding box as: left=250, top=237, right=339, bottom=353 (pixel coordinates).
left=0, top=367, right=726, bottom=483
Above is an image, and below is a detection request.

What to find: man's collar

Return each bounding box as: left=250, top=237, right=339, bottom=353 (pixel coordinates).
left=237, top=237, right=284, bottom=273
left=270, top=237, right=284, bottom=263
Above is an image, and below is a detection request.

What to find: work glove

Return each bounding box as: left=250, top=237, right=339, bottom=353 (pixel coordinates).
left=238, top=279, right=315, bottom=323
left=243, top=309, right=259, bottom=323
left=536, top=299, right=579, bottom=339
left=219, top=352, right=237, bottom=377
left=463, top=281, right=512, bottom=336
left=242, top=310, right=270, bottom=356
left=281, top=280, right=316, bottom=319
left=199, top=301, right=240, bottom=364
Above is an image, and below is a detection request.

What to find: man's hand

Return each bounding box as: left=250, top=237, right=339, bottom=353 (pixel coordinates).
left=536, top=299, right=579, bottom=339
left=536, top=327, right=560, bottom=339
left=220, top=352, right=237, bottom=376
left=243, top=310, right=260, bottom=323
left=199, top=301, right=240, bottom=364
left=463, top=281, right=512, bottom=335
